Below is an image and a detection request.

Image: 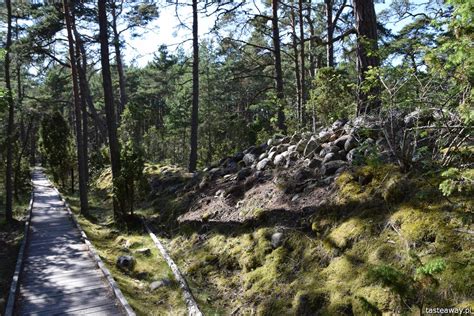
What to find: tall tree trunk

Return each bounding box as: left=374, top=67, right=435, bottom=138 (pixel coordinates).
left=74, top=27, right=108, bottom=143
left=272, top=0, right=286, bottom=132
left=290, top=6, right=301, bottom=122
left=353, top=0, right=380, bottom=115
left=64, top=0, right=89, bottom=215
left=290, top=6, right=301, bottom=121
left=111, top=2, right=127, bottom=119
left=325, top=0, right=334, bottom=67
left=4, top=0, right=14, bottom=223
left=306, top=0, right=316, bottom=79
left=98, top=0, right=123, bottom=220
left=298, top=0, right=306, bottom=126
left=72, top=14, right=89, bottom=186
left=188, top=0, right=199, bottom=172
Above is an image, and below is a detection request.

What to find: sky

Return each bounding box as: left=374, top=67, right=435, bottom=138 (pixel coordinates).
left=122, top=0, right=430, bottom=68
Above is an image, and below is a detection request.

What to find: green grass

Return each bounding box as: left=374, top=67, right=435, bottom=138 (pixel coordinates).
left=64, top=194, right=188, bottom=316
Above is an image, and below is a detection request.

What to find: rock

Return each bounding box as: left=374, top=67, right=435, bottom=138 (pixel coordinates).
left=296, top=139, right=307, bottom=153
left=344, top=135, right=358, bottom=152
left=307, top=158, right=322, bottom=169
left=271, top=232, right=284, bottom=248
left=274, top=152, right=289, bottom=167
left=237, top=167, right=252, bottom=181
left=322, top=152, right=340, bottom=164
left=199, top=177, right=209, bottom=189
left=243, top=153, right=257, bottom=166
left=234, top=152, right=244, bottom=162
left=331, top=119, right=347, bottom=130
left=209, top=167, right=221, bottom=177
left=319, top=145, right=340, bottom=157
left=223, top=160, right=238, bottom=175
left=321, top=160, right=347, bottom=176
left=268, top=151, right=278, bottom=162
left=290, top=133, right=301, bottom=144
left=135, top=248, right=151, bottom=256
left=287, top=145, right=297, bottom=153
left=256, top=158, right=271, bottom=171
left=150, top=278, right=172, bottom=291
left=318, top=130, right=332, bottom=142
left=304, top=139, right=319, bottom=156
left=334, top=135, right=350, bottom=149
left=243, top=146, right=256, bottom=155
left=291, top=194, right=299, bottom=202
left=116, top=255, right=135, bottom=271
left=259, top=153, right=267, bottom=160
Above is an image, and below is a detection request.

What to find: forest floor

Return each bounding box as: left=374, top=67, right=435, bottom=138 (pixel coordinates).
left=82, top=160, right=474, bottom=315
left=0, top=191, right=30, bottom=314
left=64, top=193, right=188, bottom=316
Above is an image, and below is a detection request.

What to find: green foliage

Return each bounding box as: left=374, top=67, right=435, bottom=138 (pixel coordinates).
left=39, top=111, right=75, bottom=188
left=308, top=67, right=355, bottom=125
left=439, top=167, right=474, bottom=196
left=117, top=107, right=146, bottom=215
left=415, top=258, right=446, bottom=279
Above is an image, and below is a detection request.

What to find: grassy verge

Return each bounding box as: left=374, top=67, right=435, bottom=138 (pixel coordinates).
left=64, top=193, right=187, bottom=316
left=0, top=193, right=31, bottom=314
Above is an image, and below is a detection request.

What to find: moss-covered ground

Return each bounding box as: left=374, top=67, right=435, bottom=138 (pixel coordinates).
left=0, top=188, right=31, bottom=314
left=63, top=163, right=473, bottom=315
left=64, top=194, right=187, bottom=316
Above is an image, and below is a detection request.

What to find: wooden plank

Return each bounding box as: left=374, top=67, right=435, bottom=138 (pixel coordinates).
left=14, top=170, right=129, bottom=316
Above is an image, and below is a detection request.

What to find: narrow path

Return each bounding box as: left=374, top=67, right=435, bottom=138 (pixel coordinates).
left=14, top=169, right=126, bottom=315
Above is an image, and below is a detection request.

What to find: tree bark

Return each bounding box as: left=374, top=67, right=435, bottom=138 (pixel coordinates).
left=298, top=0, right=306, bottom=126
left=111, top=2, right=127, bottom=119
left=73, top=27, right=108, bottom=143
left=98, top=0, right=123, bottom=219
left=72, top=14, right=89, bottom=186
left=272, top=0, right=286, bottom=132
left=188, top=0, right=199, bottom=172
left=305, top=1, right=316, bottom=79
left=4, top=0, right=14, bottom=223
left=64, top=0, right=88, bottom=215
left=353, top=0, right=381, bottom=115
left=290, top=6, right=301, bottom=123
left=325, top=0, right=334, bottom=67
left=64, top=0, right=89, bottom=215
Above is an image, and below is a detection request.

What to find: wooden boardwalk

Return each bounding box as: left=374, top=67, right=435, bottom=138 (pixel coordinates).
left=14, top=170, right=126, bottom=315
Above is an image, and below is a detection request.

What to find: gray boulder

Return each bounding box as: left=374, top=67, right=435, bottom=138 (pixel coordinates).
left=274, top=152, right=289, bottom=167
left=334, top=135, right=350, bottom=149
left=321, top=160, right=347, bottom=176
left=304, top=139, right=319, bottom=156
left=322, top=152, right=340, bottom=164
left=344, top=135, right=358, bottom=152
left=256, top=158, right=271, bottom=171
left=271, top=232, right=284, bottom=248
left=116, top=255, right=135, bottom=271
left=307, top=158, right=322, bottom=169
left=243, top=153, right=257, bottom=166
left=150, top=278, right=172, bottom=291
left=237, top=167, right=252, bottom=181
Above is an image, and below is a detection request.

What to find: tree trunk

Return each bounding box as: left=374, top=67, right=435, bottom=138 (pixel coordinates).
left=98, top=0, right=123, bottom=220
left=298, top=0, right=307, bottom=126
left=188, top=0, right=199, bottom=172
left=272, top=0, right=286, bottom=132
left=306, top=0, right=316, bottom=80
left=64, top=0, right=89, bottom=215
left=74, top=27, right=108, bottom=143
left=111, top=2, right=127, bottom=119
left=353, top=0, right=380, bottom=115
left=290, top=6, right=301, bottom=123
left=4, top=0, right=14, bottom=223
left=325, top=0, right=334, bottom=67
left=72, top=14, right=89, bottom=186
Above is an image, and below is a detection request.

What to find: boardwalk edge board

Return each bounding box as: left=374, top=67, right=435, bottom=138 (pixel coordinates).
left=50, top=185, right=136, bottom=316
left=4, top=183, right=35, bottom=316
left=143, top=220, right=204, bottom=316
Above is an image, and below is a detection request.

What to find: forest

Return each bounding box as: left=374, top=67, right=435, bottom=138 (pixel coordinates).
left=0, top=0, right=472, bottom=315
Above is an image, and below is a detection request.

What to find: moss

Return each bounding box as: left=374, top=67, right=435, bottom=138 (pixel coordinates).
left=328, top=218, right=372, bottom=249
left=292, top=291, right=327, bottom=316
left=382, top=175, right=411, bottom=204
left=354, top=286, right=399, bottom=314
